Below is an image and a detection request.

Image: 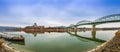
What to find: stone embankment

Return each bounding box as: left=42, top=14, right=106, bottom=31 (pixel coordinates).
left=0, top=39, right=20, bottom=52
left=88, top=30, right=120, bottom=52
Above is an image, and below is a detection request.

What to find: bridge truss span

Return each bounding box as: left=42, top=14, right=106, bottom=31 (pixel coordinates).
left=95, top=14, right=120, bottom=23
left=68, top=13, right=120, bottom=28
left=76, top=20, right=92, bottom=25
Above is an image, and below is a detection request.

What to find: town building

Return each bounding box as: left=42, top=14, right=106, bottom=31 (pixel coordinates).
left=23, top=23, right=45, bottom=32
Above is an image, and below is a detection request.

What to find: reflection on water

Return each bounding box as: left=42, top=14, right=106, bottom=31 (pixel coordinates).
left=2, top=30, right=116, bottom=52
left=8, top=41, right=25, bottom=45
left=24, top=31, right=66, bottom=37
left=25, top=32, right=44, bottom=37
left=92, top=31, right=96, bottom=39
left=67, top=31, right=106, bottom=43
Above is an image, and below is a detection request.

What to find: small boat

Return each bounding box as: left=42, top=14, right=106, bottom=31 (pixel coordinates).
left=0, top=32, right=24, bottom=41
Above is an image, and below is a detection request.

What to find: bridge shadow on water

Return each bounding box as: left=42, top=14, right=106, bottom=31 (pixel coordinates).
left=67, top=31, right=106, bottom=43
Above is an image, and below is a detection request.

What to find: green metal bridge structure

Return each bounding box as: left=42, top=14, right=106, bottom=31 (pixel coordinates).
left=67, top=14, right=120, bottom=32
left=66, top=14, right=120, bottom=42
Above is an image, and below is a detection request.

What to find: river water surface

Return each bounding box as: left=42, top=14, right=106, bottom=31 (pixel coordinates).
left=5, top=30, right=116, bottom=52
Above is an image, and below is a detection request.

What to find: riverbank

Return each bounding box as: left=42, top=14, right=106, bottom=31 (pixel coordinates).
left=88, top=30, right=120, bottom=52
left=0, top=39, right=20, bottom=52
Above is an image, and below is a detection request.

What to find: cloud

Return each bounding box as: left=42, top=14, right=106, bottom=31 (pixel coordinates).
left=0, top=0, right=120, bottom=27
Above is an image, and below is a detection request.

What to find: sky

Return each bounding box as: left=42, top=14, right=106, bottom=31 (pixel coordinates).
left=0, top=0, right=120, bottom=27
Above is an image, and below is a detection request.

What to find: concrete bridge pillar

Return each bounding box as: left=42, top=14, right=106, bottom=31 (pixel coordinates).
left=92, top=24, right=96, bottom=39
left=68, top=28, right=73, bottom=32
left=92, top=24, right=96, bottom=32
left=67, top=28, right=69, bottom=31
left=74, top=26, right=77, bottom=34
left=70, top=28, right=72, bottom=32
left=92, top=30, right=96, bottom=39
left=67, top=28, right=70, bottom=32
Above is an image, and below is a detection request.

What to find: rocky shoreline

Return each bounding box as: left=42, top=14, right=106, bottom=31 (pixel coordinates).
left=88, top=30, right=120, bottom=52
left=0, top=39, right=21, bottom=52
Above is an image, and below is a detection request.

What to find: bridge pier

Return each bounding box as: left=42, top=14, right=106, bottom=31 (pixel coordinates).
left=67, top=28, right=71, bottom=32
left=67, top=28, right=69, bottom=32
left=91, top=30, right=96, bottom=39
left=92, top=24, right=96, bottom=32
left=74, top=26, right=78, bottom=34
left=92, top=24, right=96, bottom=39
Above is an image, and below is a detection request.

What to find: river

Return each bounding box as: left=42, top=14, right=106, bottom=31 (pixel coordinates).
left=4, top=30, right=117, bottom=52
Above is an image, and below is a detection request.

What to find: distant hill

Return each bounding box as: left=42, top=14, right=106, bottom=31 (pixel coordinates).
left=0, top=26, right=19, bottom=32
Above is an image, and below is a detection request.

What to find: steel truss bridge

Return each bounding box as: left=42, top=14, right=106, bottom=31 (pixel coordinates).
left=67, top=14, right=120, bottom=42
left=68, top=14, right=120, bottom=28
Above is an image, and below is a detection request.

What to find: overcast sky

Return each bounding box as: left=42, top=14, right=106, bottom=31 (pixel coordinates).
left=0, top=0, right=120, bottom=27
